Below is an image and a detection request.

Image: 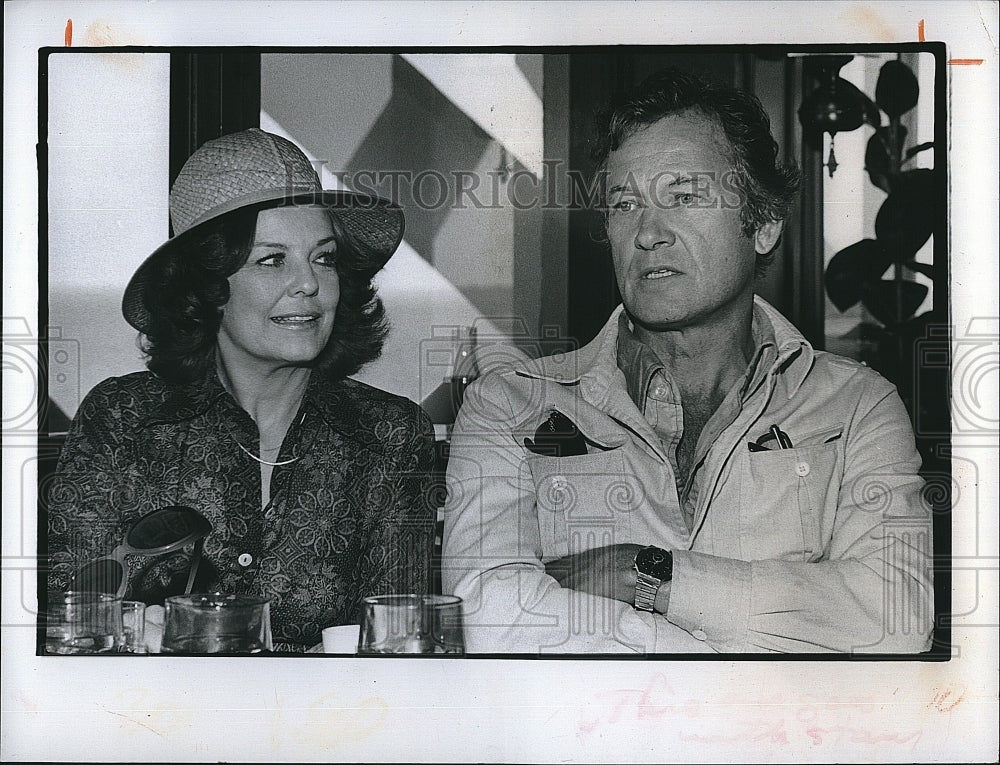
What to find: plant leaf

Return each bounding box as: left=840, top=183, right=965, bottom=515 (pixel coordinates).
left=862, top=128, right=891, bottom=192
left=898, top=309, right=947, bottom=343
left=875, top=60, right=919, bottom=118
left=861, top=279, right=929, bottom=326
left=875, top=169, right=936, bottom=261
left=865, top=126, right=909, bottom=192
left=902, top=260, right=937, bottom=279
left=825, top=239, right=893, bottom=311
left=864, top=132, right=891, bottom=192
left=904, top=141, right=934, bottom=161
left=839, top=76, right=882, bottom=127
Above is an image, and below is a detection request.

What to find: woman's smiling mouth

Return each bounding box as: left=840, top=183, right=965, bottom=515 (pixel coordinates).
left=270, top=314, right=321, bottom=327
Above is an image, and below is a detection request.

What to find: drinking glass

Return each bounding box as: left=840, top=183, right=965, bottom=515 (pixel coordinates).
left=358, top=594, right=465, bottom=655
left=45, top=591, right=123, bottom=654
left=161, top=592, right=272, bottom=654
left=120, top=600, right=147, bottom=654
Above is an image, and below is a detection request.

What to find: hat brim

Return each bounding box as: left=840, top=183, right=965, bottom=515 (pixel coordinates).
left=122, top=190, right=404, bottom=334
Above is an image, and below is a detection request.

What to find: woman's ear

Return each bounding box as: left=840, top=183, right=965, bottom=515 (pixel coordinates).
left=754, top=220, right=784, bottom=255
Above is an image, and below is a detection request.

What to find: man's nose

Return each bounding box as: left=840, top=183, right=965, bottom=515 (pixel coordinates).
left=633, top=208, right=677, bottom=251
left=287, top=259, right=320, bottom=296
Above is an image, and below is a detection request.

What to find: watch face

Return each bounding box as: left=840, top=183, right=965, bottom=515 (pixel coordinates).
left=636, top=546, right=672, bottom=579
left=638, top=547, right=667, bottom=566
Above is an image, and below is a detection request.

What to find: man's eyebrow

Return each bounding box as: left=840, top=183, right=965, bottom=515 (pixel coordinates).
left=665, top=174, right=695, bottom=187
left=608, top=174, right=698, bottom=196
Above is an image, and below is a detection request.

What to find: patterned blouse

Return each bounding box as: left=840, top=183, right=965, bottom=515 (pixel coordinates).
left=46, top=369, right=437, bottom=651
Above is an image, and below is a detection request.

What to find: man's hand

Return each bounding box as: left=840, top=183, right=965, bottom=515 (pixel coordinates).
left=544, top=544, right=643, bottom=604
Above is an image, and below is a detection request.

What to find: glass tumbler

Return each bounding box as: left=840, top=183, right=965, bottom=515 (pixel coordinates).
left=358, top=594, right=465, bottom=655
left=45, top=591, right=123, bottom=654
left=120, top=600, right=147, bottom=653
left=161, top=593, right=272, bottom=654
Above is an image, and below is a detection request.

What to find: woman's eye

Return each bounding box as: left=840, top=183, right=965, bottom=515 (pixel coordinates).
left=314, top=250, right=338, bottom=266
left=675, top=193, right=697, bottom=205
left=255, top=253, right=284, bottom=266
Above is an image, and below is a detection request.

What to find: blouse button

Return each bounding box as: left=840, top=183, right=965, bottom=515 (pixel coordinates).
left=796, top=462, right=810, bottom=477
left=238, top=553, right=253, bottom=567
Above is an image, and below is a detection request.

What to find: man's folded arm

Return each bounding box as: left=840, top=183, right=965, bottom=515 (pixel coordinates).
left=441, top=376, right=714, bottom=654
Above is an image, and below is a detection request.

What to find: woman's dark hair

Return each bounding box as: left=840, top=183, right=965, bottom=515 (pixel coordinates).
left=140, top=204, right=388, bottom=384
left=592, top=68, right=801, bottom=270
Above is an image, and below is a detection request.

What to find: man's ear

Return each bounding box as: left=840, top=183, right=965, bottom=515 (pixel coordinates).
left=754, top=220, right=784, bottom=255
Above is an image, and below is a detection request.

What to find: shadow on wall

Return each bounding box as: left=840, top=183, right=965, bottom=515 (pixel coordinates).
left=348, top=57, right=492, bottom=264
left=261, top=52, right=548, bottom=407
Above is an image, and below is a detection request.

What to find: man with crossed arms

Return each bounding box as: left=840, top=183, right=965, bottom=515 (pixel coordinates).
left=442, top=69, right=933, bottom=653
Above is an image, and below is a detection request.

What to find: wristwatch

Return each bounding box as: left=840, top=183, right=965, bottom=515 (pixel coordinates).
left=633, top=546, right=673, bottom=611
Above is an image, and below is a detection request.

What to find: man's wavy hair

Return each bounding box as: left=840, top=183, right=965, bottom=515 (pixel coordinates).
left=139, top=204, right=388, bottom=385
left=592, top=68, right=801, bottom=272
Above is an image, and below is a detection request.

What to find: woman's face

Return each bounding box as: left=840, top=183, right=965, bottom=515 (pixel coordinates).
left=217, top=206, right=340, bottom=374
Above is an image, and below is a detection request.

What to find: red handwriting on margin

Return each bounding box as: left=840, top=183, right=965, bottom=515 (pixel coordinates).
left=918, top=19, right=925, bottom=42
left=928, top=684, right=966, bottom=712
left=679, top=720, right=790, bottom=746
left=65, top=19, right=73, bottom=47
left=574, top=673, right=678, bottom=735
left=563, top=681, right=923, bottom=750
left=571, top=674, right=790, bottom=743
left=805, top=724, right=922, bottom=747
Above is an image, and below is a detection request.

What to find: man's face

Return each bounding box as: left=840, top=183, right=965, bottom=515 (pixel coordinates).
left=605, top=110, right=781, bottom=332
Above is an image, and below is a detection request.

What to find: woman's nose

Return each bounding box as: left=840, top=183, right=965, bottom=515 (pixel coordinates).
left=633, top=209, right=677, bottom=251
left=287, top=259, right=319, bottom=296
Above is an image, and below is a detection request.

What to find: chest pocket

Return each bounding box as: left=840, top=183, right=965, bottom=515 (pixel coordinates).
left=738, top=430, right=842, bottom=562
left=527, top=447, right=635, bottom=561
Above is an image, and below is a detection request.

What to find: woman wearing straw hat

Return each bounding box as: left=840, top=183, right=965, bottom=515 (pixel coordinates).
left=47, top=129, right=436, bottom=651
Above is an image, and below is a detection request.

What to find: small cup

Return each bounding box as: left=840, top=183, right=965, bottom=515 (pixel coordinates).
left=45, top=591, right=123, bottom=655
left=358, top=594, right=464, bottom=655
left=321, top=624, right=361, bottom=654
left=144, top=605, right=165, bottom=654
left=120, top=600, right=147, bottom=654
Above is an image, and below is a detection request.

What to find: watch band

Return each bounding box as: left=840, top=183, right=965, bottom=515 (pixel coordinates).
left=634, top=572, right=660, bottom=611
left=633, top=546, right=673, bottom=612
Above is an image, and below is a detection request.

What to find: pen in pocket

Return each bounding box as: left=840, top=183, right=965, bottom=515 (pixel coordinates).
left=747, top=424, right=794, bottom=452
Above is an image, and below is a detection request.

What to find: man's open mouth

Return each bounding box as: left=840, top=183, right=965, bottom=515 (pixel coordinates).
left=641, top=267, right=682, bottom=280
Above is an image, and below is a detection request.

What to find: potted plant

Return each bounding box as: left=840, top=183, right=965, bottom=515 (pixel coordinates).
left=817, top=58, right=941, bottom=463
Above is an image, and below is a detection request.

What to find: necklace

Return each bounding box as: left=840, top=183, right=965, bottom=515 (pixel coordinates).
left=234, top=438, right=301, bottom=467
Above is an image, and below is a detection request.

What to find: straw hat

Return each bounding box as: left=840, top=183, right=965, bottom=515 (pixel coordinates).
left=122, top=128, right=404, bottom=333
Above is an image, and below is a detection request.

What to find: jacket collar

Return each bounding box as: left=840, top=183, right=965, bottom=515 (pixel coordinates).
left=753, top=297, right=814, bottom=399
left=140, top=366, right=360, bottom=431
left=513, top=296, right=814, bottom=402
left=140, top=367, right=230, bottom=427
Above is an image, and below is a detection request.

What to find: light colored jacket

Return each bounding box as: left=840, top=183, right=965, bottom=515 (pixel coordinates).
left=442, top=298, right=933, bottom=653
